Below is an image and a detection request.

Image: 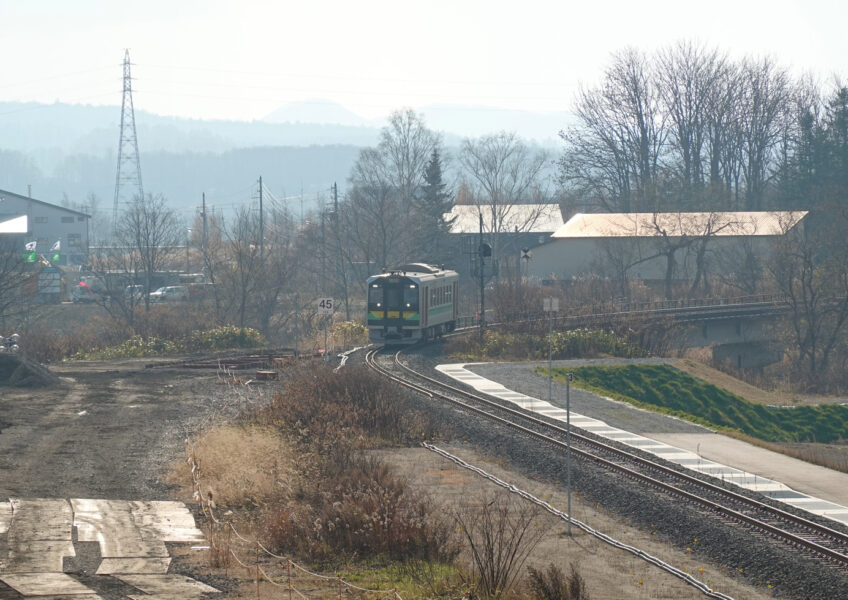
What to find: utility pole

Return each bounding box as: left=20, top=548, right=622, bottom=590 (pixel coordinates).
left=321, top=198, right=328, bottom=360
left=479, top=213, right=485, bottom=338
left=258, top=176, right=264, bottom=260
left=201, top=193, right=207, bottom=256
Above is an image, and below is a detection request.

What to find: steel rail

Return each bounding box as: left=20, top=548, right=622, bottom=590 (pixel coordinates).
left=365, top=347, right=848, bottom=567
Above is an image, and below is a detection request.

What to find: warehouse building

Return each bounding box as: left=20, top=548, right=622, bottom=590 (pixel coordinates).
left=527, top=211, right=807, bottom=285
left=0, top=188, right=90, bottom=265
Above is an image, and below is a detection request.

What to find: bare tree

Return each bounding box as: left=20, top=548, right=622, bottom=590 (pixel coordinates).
left=219, top=206, right=264, bottom=329
left=452, top=492, right=547, bottom=599
left=737, top=57, right=793, bottom=210
left=115, top=193, right=181, bottom=311
left=460, top=131, right=551, bottom=267
left=657, top=42, right=729, bottom=202
left=769, top=214, right=848, bottom=387
left=344, top=109, right=443, bottom=270
left=560, top=48, right=667, bottom=212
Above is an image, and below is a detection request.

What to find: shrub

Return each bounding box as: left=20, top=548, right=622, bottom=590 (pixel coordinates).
left=258, top=365, right=443, bottom=446
left=263, top=453, right=457, bottom=563
left=187, top=325, right=264, bottom=352
left=446, top=329, right=646, bottom=362
left=528, top=563, right=590, bottom=600
left=71, top=326, right=265, bottom=360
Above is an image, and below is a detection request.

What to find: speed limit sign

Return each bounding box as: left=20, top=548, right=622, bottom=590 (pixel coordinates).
left=317, top=297, right=334, bottom=315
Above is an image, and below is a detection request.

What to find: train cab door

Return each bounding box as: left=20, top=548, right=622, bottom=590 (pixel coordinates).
left=422, top=285, right=428, bottom=327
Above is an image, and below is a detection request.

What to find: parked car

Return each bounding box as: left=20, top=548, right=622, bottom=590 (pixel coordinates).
left=149, top=285, right=188, bottom=302
left=124, top=285, right=145, bottom=302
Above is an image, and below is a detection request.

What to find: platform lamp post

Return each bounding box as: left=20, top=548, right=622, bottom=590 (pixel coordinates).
left=185, top=228, right=191, bottom=273
left=543, top=297, right=559, bottom=403
left=566, top=371, right=573, bottom=537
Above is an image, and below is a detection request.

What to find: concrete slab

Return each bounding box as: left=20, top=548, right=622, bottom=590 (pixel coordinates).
left=648, top=433, right=848, bottom=508
left=117, top=573, right=219, bottom=595
left=0, top=572, right=97, bottom=596
left=9, top=498, right=73, bottom=541
left=0, top=501, right=10, bottom=534
left=96, top=556, right=171, bottom=574
left=72, top=499, right=168, bottom=558
left=3, top=539, right=76, bottom=572
left=4, top=499, right=75, bottom=573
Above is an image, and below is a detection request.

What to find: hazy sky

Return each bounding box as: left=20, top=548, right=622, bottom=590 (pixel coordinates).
left=1, top=0, right=846, bottom=122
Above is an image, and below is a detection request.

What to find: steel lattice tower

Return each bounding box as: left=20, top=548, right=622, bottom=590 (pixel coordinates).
left=112, top=49, right=144, bottom=234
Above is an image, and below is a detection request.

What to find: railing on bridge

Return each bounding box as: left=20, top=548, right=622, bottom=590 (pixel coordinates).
left=460, top=293, right=790, bottom=331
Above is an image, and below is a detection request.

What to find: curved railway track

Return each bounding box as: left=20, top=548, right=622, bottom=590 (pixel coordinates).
left=364, top=345, right=848, bottom=572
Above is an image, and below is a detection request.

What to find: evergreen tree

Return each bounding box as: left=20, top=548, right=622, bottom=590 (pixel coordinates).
left=414, top=149, right=456, bottom=265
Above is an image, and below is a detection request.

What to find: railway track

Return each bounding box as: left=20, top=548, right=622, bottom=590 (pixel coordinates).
left=364, top=346, right=848, bottom=572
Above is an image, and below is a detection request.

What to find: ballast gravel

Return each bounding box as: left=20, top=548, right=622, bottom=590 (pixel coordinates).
left=398, top=347, right=848, bottom=600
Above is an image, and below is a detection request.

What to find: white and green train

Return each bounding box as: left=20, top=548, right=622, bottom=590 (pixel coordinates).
left=366, top=264, right=459, bottom=344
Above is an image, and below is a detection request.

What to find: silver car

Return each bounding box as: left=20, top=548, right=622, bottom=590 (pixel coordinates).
left=149, top=285, right=188, bottom=302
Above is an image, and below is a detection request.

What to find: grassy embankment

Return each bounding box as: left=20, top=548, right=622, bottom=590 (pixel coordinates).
left=548, top=364, right=848, bottom=471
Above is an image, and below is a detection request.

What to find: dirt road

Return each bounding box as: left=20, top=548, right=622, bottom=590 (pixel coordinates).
left=0, top=360, right=235, bottom=598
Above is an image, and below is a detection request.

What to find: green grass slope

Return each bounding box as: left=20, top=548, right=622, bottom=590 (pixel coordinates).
left=555, top=364, right=848, bottom=443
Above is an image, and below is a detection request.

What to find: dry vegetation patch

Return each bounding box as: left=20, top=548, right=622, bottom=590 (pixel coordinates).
left=171, top=424, right=296, bottom=507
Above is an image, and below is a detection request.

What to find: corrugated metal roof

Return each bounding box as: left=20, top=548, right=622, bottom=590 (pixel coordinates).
left=552, top=211, right=808, bottom=239
left=0, top=215, right=28, bottom=234
left=445, top=204, right=564, bottom=234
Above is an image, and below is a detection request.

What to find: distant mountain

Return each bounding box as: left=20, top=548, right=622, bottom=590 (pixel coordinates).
left=0, top=101, right=381, bottom=173
left=261, top=100, right=571, bottom=146
left=0, top=100, right=567, bottom=223
left=264, top=99, right=374, bottom=127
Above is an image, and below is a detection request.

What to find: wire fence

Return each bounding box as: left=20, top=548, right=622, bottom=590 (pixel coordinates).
left=422, top=442, right=736, bottom=600
left=186, top=442, right=403, bottom=599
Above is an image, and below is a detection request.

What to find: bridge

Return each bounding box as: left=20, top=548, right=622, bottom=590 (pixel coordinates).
left=483, top=294, right=792, bottom=369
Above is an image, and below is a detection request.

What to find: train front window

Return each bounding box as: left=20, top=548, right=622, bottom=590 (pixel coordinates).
left=368, top=284, right=383, bottom=308
left=384, top=286, right=401, bottom=309
left=404, top=284, right=418, bottom=309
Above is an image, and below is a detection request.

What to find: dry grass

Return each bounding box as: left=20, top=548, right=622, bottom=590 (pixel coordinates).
left=170, top=424, right=296, bottom=507
left=673, top=359, right=777, bottom=405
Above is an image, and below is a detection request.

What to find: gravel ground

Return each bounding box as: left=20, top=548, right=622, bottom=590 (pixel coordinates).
left=398, top=345, right=848, bottom=600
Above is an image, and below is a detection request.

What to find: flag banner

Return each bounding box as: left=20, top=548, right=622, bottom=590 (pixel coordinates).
left=51, top=251, right=61, bottom=263
left=24, top=241, right=37, bottom=252
left=24, top=252, right=36, bottom=263
left=50, top=240, right=61, bottom=252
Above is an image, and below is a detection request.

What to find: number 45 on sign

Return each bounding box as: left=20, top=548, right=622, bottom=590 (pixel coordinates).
left=317, top=297, right=334, bottom=315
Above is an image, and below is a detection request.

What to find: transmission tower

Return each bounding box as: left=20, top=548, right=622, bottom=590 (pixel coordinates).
left=112, top=49, right=144, bottom=235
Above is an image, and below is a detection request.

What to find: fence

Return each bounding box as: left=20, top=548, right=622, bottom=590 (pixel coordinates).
left=186, top=443, right=403, bottom=599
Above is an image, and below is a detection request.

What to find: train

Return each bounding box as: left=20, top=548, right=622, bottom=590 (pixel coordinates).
left=366, top=263, right=459, bottom=344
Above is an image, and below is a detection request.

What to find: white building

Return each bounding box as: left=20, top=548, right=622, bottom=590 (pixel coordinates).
left=527, top=211, right=807, bottom=284
left=0, top=188, right=90, bottom=265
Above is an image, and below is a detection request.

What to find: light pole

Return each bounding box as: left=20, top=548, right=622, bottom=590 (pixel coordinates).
left=566, top=371, right=573, bottom=537
left=185, top=228, right=191, bottom=273
left=543, top=297, right=559, bottom=403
